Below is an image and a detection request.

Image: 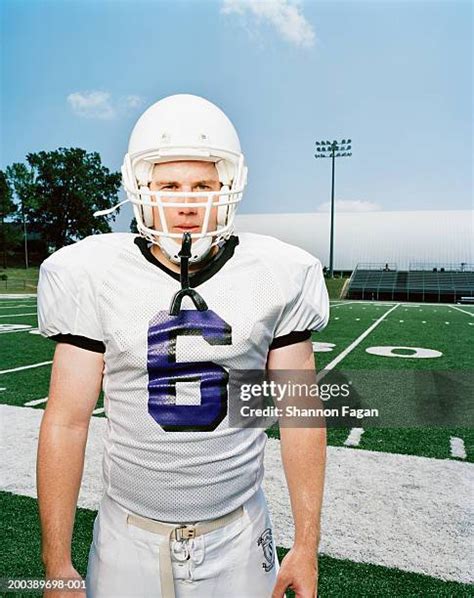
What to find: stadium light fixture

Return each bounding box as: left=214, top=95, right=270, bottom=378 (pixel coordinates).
left=314, top=137, right=353, bottom=278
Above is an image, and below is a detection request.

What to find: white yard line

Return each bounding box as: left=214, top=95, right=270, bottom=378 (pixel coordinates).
left=344, top=428, right=364, bottom=447
left=24, top=397, right=48, bottom=407
left=0, top=298, right=36, bottom=301
left=0, top=361, right=52, bottom=376
left=0, top=312, right=37, bottom=318
left=0, top=299, right=36, bottom=302
left=318, top=304, right=400, bottom=378
left=0, top=327, right=37, bottom=335
left=0, top=301, right=36, bottom=310
left=449, top=305, right=474, bottom=317
left=337, top=301, right=398, bottom=306
left=450, top=437, right=467, bottom=460
left=0, top=305, right=37, bottom=310
left=0, top=294, right=37, bottom=299
left=1, top=404, right=472, bottom=584
left=329, top=301, right=359, bottom=308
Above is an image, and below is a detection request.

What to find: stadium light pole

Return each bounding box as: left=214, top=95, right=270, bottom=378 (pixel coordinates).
left=314, top=139, right=352, bottom=278
left=22, top=198, right=29, bottom=269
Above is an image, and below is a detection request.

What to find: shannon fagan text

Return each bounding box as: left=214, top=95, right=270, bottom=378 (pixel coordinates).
left=240, top=405, right=379, bottom=420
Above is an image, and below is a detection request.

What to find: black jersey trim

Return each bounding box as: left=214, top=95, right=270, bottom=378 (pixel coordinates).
left=50, top=334, right=106, bottom=354
left=134, top=235, right=239, bottom=287
left=269, top=330, right=312, bottom=350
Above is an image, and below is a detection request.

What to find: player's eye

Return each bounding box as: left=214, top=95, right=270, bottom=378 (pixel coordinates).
left=195, top=184, right=212, bottom=190
left=161, top=184, right=178, bottom=190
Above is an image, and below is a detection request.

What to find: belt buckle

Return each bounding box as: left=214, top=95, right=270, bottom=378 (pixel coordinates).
left=174, top=525, right=196, bottom=541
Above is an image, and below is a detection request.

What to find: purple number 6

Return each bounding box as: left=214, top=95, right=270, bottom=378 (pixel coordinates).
left=147, top=309, right=232, bottom=431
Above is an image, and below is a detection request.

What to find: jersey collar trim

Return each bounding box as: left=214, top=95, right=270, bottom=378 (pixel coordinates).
left=133, top=235, right=239, bottom=287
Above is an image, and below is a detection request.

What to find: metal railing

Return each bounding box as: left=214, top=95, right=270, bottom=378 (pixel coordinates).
left=355, top=263, right=398, bottom=271
left=409, top=262, right=474, bottom=272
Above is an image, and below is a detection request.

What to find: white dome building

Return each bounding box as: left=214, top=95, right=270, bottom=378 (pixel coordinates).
left=235, top=210, right=474, bottom=272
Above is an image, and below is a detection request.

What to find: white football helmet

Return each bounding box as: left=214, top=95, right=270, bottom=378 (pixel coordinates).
left=121, top=94, right=247, bottom=263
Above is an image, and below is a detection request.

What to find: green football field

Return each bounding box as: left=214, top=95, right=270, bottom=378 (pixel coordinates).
left=1, top=295, right=473, bottom=597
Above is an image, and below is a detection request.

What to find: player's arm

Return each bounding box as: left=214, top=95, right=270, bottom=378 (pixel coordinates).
left=37, top=342, right=104, bottom=582
left=268, top=339, right=325, bottom=598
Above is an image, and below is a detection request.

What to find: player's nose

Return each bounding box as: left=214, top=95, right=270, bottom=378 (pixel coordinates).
left=178, top=206, right=197, bottom=216
left=179, top=191, right=199, bottom=212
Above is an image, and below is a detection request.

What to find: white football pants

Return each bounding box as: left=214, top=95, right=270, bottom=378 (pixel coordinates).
left=85, top=487, right=281, bottom=598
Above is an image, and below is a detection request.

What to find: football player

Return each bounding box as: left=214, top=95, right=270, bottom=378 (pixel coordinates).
left=36, top=94, right=329, bottom=598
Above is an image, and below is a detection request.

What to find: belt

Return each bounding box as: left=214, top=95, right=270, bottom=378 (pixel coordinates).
left=126, top=505, right=244, bottom=598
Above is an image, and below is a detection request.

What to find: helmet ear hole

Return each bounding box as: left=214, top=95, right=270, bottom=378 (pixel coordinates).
left=217, top=185, right=230, bottom=226
left=135, top=161, right=153, bottom=186
left=140, top=186, right=154, bottom=227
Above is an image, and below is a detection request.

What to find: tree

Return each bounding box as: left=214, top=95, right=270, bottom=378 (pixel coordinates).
left=5, top=163, right=35, bottom=267
left=6, top=148, right=122, bottom=252
left=130, top=217, right=138, bottom=234
left=0, top=170, right=19, bottom=269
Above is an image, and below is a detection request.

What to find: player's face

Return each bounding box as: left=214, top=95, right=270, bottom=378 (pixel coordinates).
left=149, top=161, right=221, bottom=236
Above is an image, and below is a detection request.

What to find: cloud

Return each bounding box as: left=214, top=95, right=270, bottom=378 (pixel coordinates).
left=221, top=0, right=315, bottom=48
left=122, top=95, right=143, bottom=109
left=67, top=91, right=143, bottom=119
left=67, top=91, right=116, bottom=120
left=317, top=200, right=382, bottom=213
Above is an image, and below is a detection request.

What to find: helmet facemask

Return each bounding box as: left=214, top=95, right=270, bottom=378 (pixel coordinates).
left=122, top=150, right=246, bottom=263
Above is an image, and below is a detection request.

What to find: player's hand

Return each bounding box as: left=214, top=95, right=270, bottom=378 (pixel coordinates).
left=272, top=545, right=318, bottom=598
left=43, top=564, right=86, bottom=598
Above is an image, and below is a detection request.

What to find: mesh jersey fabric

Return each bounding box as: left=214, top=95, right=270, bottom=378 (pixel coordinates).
left=37, top=232, right=329, bottom=521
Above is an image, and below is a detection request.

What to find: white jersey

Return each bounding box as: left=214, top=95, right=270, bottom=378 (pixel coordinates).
left=37, top=232, right=329, bottom=522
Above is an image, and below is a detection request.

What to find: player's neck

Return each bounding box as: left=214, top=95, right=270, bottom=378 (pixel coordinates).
left=150, top=243, right=219, bottom=274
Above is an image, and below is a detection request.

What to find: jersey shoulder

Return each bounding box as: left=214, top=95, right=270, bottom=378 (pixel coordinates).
left=41, top=233, right=136, bottom=275
left=236, top=232, right=329, bottom=335
left=37, top=233, right=137, bottom=341
left=237, top=232, right=322, bottom=270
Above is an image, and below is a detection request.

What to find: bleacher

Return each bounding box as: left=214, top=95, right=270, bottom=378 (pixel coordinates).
left=346, top=263, right=474, bottom=303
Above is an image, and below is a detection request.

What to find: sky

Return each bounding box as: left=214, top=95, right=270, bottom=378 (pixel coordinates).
left=1, top=0, right=472, bottom=233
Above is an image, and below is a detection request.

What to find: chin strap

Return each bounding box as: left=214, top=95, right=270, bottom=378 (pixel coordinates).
left=169, top=233, right=208, bottom=316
